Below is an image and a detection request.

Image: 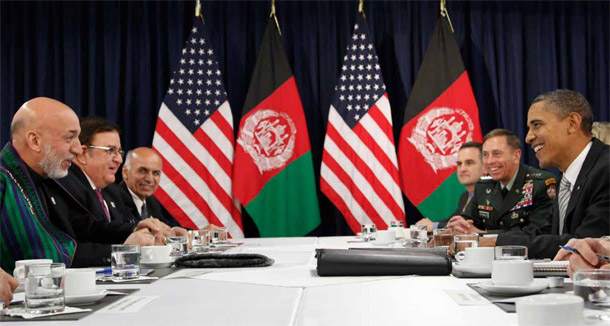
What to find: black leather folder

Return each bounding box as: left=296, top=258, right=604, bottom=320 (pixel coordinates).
left=316, top=248, right=452, bottom=276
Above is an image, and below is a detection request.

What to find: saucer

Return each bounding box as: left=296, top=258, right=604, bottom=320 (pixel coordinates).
left=371, top=241, right=394, bottom=246
left=452, top=262, right=491, bottom=275
left=141, top=260, right=173, bottom=269
left=477, top=279, right=548, bottom=296
left=65, top=290, right=107, bottom=305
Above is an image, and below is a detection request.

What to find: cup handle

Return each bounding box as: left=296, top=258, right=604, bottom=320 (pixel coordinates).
left=13, top=266, right=25, bottom=280
left=455, top=251, right=466, bottom=262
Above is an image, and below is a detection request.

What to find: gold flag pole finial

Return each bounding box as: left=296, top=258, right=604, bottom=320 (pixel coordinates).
left=440, top=0, right=455, bottom=33
left=195, top=0, right=202, bottom=18
left=358, top=0, right=366, bottom=18
left=270, top=0, right=282, bottom=36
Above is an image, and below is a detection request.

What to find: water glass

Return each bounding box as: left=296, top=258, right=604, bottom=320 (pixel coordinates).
left=360, top=224, right=377, bottom=242
left=25, top=263, right=65, bottom=314
left=191, top=230, right=211, bottom=253
left=410, top=225, right=427, bottom=240
left=111, top=244, right=140, bottom=279
left=212, top=227, right=228, bottom=245
left=454, top=234, right=479, bottom=253
left=573, top=269, right=610, bottom=322
left=167, top=236, right=189, bottom=256
left=432, top=228, right=454, bottom=248
left=495, top=245, right=528, bottom=260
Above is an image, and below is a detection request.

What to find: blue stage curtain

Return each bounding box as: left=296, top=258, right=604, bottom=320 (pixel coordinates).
left=2, top=1, right=608, bottom=236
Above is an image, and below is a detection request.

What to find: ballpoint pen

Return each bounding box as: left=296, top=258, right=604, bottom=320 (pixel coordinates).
left=560, top=245, right=610, bottom=262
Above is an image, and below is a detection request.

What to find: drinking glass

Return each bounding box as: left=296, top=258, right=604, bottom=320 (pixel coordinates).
left=111, top=244, right=140, bottom=279
left=25, top=263, right=65, bottom=314
left=453, top=234, right=479, bottom=253
left=212, top=227, right=228, bottom=245
left=574, top=269, right=610, bottom=322
left=432, top=228, right=454, bottom=248
left=192, top=230, right=211, bottom=253
left=495, top=245, right=528, bottom=260
left=410, top=225, right=427, bottom=240
left=167, top=236, right=189, bottom=256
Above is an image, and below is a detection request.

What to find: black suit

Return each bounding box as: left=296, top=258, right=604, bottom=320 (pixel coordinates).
left=118, top=182, right=179, bottom=227
left=59, top=165, right=132, bottom=223
left=497, top=138, right=610, bottom=258
left=42, top=177, right=134, bottom=267
left=436, top=190, right=471, bottom=229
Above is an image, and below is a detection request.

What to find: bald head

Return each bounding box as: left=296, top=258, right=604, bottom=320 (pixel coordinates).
left=123, top=147, right=163, bottom=199
left=11, top=97, right=82, bottom=178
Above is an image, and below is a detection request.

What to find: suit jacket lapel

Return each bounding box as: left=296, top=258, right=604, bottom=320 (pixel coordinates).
left=564, top=139, right=602, bottom=226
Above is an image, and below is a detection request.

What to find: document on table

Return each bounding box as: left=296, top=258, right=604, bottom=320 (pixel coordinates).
left=445, top=290, right=491, bottom=306
left=98, top=296, right=161, bottom=313
left=162, top=269, right=212, bottom=279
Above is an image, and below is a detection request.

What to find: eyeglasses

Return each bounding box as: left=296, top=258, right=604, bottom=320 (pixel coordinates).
left=87, top=145, right=125, bottom=158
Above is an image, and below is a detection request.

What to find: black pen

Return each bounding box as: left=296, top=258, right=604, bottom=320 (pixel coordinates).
left=560, top=245, right=610, bottom=262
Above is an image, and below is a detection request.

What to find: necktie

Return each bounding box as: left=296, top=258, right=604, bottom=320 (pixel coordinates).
left=94, top=189, right=111, bottom=222
left=141, top=202, right=149, bottom=219
left=501, top=187, right=509, bottom=198
left=558, top=176, right=572, bottom=234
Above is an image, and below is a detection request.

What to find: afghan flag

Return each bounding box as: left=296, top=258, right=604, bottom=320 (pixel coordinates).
left=232, top=18, right=321, bottom=237
left=398, top=16, right=482, bottom=221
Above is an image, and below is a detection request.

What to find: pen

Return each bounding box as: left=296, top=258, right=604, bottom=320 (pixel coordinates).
left=95, top=267, right=112, bottom=275
left=560, top=245, right=610, bottom=262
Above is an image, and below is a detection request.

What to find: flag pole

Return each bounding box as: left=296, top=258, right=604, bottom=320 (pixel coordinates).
left=440, top=0, right=455, bottom=33
left=195, top=0, right=205, bottom=24
left=270, top=0, right=282, bottom=36
left=358, top=0, right=366, bottom=18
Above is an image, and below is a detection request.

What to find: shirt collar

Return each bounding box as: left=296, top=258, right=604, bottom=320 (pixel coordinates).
left=127, top=187, right=145, bottom=216
left=82, top=171, right=99, bottom=191
left=502, top=167, right=519, bottom=191
left=562, top=141, right=593, bottom=191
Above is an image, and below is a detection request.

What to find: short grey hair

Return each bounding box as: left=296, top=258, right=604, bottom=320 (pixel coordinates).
left=531, top=89, right=593, bottom=135
left=123, top=149, right=136, bottom=170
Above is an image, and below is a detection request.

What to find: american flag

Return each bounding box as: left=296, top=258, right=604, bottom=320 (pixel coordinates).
left=320, top=14, right=405, bottom=233
left=152, top=18, right=244, bottom=238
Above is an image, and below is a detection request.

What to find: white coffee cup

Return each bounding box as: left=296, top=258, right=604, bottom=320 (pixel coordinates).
left=455, top=247, right=494, bottom=266
left=374, top=230, right=396, bottom=244
left=516, top=294, right=585, bottom=326
left=64, top=269, right=96, bottom=296
left=141, top=245, right=172, bottom=263
left=492, top=260, right=534, bottom=286
left=13, top=259, right=53, bottom=283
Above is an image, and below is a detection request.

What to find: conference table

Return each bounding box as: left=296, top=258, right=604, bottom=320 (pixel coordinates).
left=12, top=236, right=586, bottom=325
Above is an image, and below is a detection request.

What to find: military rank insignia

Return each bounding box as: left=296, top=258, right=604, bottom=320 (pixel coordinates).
left=511, top=180, right=533, bottom=211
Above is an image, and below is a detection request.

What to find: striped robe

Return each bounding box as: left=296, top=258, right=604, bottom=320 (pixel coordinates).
left=0, top=142, right=75, bottom=273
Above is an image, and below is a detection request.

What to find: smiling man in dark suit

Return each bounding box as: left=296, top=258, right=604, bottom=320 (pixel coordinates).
left=480, top=89, right=609, bottom=258
left=120, top=147, right=178, bottom=226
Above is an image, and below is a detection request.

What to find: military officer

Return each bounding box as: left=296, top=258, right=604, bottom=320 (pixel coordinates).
left=448, top=129, right=556, bottom=234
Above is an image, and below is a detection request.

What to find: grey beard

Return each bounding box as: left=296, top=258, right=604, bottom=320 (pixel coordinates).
left=39, top=142, right=71, bottom=179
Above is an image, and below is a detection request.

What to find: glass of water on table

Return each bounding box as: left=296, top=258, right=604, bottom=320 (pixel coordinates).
left=574, top=269, right=610, bottom=321
left=111, top=244, right=140, bottom=279
left=25, top=263, right=65, bottom=314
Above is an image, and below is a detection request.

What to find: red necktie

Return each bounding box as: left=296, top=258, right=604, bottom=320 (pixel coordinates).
left=94, top=189, right=111, bottom=222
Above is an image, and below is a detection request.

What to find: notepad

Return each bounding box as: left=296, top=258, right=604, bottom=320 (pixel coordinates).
left=533, top=260, right=569, bottom=277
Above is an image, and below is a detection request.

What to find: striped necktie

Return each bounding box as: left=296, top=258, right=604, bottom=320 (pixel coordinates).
left=558, top=176, right=571, bottom=235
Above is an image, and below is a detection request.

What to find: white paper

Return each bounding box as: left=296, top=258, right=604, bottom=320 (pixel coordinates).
left=445, top=290, right=491, bottom=306
left=162, top=269, right=212, bottom=279
left=1, top=306, right=91, bottom=319
left=98, top=275, right=158, bottom=283
left=97, top=295, right=160, bottom=313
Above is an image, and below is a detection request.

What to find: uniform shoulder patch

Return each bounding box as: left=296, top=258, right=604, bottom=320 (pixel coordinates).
left=545, top=177, right=557, bottom=186
left=547, top=184, right=557, bottom=200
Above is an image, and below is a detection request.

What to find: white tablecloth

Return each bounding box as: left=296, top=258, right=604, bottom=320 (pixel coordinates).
left=12, top=236, right=527, bottom=325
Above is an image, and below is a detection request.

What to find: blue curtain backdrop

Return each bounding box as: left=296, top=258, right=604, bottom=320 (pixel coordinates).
left=1, top=1, right=608, bottom=236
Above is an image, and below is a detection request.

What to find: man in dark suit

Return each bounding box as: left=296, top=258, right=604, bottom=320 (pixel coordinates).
left=415, top=142, right=484, bottom=232
left=448, top=129, right=555, bottom=234
left=120, top=147, right=178, bottom=226
left=481, top=89, right=609, bottom=258
left=58, top=117, right=133, bottom=223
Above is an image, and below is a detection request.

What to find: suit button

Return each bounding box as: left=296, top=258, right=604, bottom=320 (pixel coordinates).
left=499, top=221, right=504, bottom=226
left=520, top=218, right=525, bottom=223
